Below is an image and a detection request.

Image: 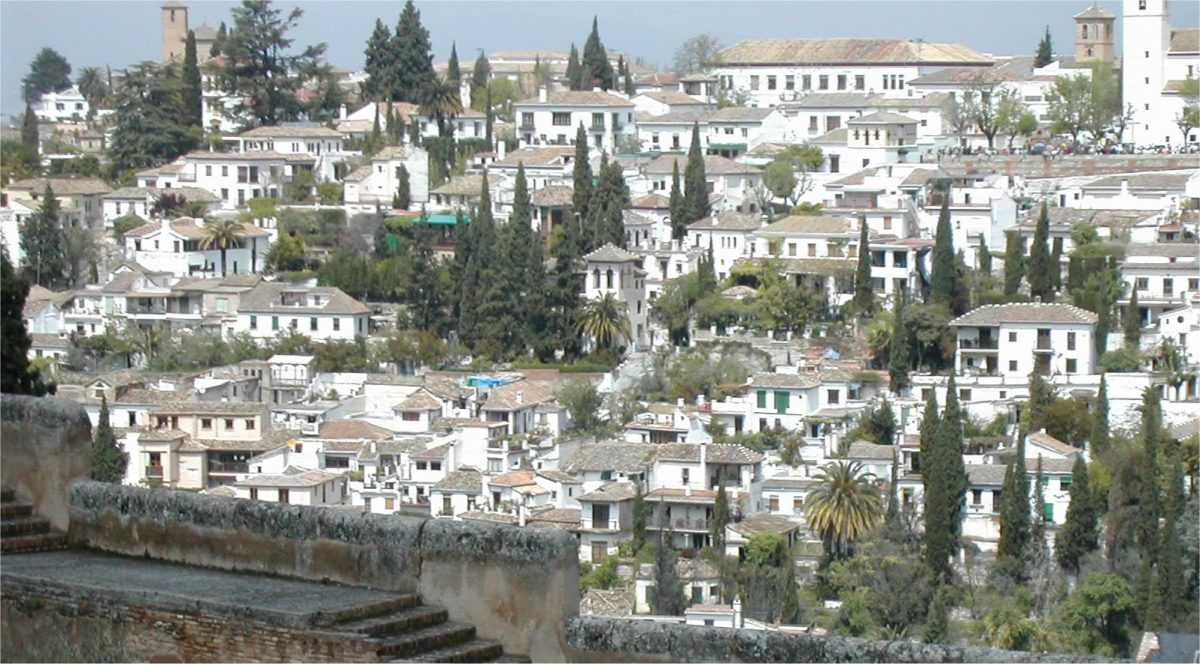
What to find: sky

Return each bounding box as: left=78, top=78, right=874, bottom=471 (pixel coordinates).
left=2, top=0, right=1198, bottom=117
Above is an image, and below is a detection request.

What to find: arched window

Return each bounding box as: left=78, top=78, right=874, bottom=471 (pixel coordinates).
left=1082, top=24, right=1088, bottom=39
left=605, top=269, right=614, bottom=289
left=592, top=269, right=600, bottom=288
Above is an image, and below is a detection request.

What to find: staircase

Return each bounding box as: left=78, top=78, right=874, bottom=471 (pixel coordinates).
left=320, top=593, right=530, bottom=663
left=0, top=487, right=69, bottom=554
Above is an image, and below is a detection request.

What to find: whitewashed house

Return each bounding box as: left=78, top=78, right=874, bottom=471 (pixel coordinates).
left=233, top=282, right=370, bottom=343
left=949, top=303, right=1099, bottom=379
left=513, top=88, right=637, bottom=154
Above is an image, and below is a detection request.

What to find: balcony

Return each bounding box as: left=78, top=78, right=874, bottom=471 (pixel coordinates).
left=1035, top=334, right=1052, bottom=351
left=581, top=518, right=620, bottom=531
left=590, top=122, right=606, bottom=133
left=208, top=461, right=249, bottom=475
left=650, top=518, right=709, bottom=532
left=146, top=465, right=164, bottom=480
left=958, top=338, right=999, bottom=351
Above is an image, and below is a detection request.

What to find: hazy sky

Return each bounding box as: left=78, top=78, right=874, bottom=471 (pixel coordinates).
left=3, top=0, right=1198, bottom=116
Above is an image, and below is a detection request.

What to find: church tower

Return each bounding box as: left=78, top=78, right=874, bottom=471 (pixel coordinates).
left=1074, top=5, right=1116, bottom=64
left=1122, top=0, right=1172, bottom=144
left=161, top=0, right=190, bottom=63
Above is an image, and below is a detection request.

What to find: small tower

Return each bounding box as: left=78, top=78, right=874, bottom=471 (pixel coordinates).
left=1073, top=4, right=1116, bottom=64
left=161, top=0, right=190, bottom=63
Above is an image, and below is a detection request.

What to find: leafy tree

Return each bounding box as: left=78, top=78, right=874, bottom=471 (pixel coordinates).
left=682, top=123, right=709, bottom=224
left=652, top=531, right=687, bottom=615
left=1, top=253, right=51, bottom=396
left=218, top=0, right=327, bottom=127
left=565, top=43, right=583, bottom=90
left=888, top=297, right=911, bottom=393
left=806, top=461, right=882, bottom=559
left=1124, top=287, right=1141, bottom=346
left=668, top=161, right=686, bottom=239
left=22, top=47, right=72, bottom=104
left=673, top=33, right=722, bottom=75
left=851, top=218, right=874, bottom=316
left=930, top=192, right=958, bottom=310
left=559, top=378, right=602, bottom=431
left=1035, top=25, right=1053, bottom=68
left=1028, top=202, right=1053, bottom=301
left=446, top=42, right=461, bottom=85
left=20, top=185, right=66, bottom=289
left=961, top=76, right=1016, bottom=149
left=1176, top=78, right=1200, bottom=144
left=90, top=395, right=127, bottom=483
left=1054, top=572, right=1136, bottom=657
left=304, top=69, right=346, bottom=123
left=108, top=61, right=198, bottom=174
left=181, top=30, right=203, bottom=127
left=763, top=159, right=797, bottom=208
left=1046, top=74, right=1093, bottom=147
left=581, top=16, right=614, bottom=90
left=395, top=164, right=411, bottom=209
left=389, top=0, right=436, bottom=102
left=1014, top=111, right=1039, bottom=147
left=266, top=231, right=307, bottom=272
left=755, top=268, right=818, bottom=337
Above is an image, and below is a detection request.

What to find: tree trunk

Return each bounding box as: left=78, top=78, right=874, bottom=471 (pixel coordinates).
left=221, top=248, right=227, bottom=276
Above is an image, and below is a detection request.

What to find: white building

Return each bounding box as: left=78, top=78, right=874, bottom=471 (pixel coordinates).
left=33, top=86, right=89, bottom=122
left=101, top=186, right=220, bottom=228
left=233, top=125, right=348, bottom=182
left=686, top=212, right=764, bottom=280
left=122, top=217, right=273, bottom=277
left=139, top=151, right=304, bottom=210
left=343, top=145, right=431, bottom=209
left=949, top=303, right=1099, bottom=379
left=235, top=466, right=346, bottom=505
left=233, top=282, right=370, bottom=343
left=513, top=88, right=637, bottom=154
left=582, top=243, right=649, bottom=351
left=1121, top=0, right=1200, bottom=147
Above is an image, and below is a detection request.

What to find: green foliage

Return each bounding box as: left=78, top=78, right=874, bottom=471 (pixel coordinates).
left=1003, top=231, right=1025, bottom=299
left=1, top=253, right=52, bottom=396
left=851, top=219, right=874, bottom=316
left=580, top=556, right=619, bottom=591
left=395, top=164, right=411, bottom=209
left=22, top=47, right=72, bottom=104
left=1035, top=26, right=1053, bottom=68
left=652, top=533, right=687, bottom=615
left=1027, top=203, right=1053, bottom=301
left=581, top=16, right=615, bottom=90
left=1099, top=346, right=1145, bottom=372
left=806, top=461, right=883, bottom=559
left=1053, top=572, right=1136, bottom=657
left=182, top=31, right=202, bottom=127
left=108, top=61, right=199, bottom=174
left=924, top=585, right=951, bottom=644
left=90, top=396, right=128, bottom=483
left=930, top=193, right=960, bottom=311
left=825, top=538, right=932, bottom=639
left=711, top=483, right=731, bottom=551
left=313, top=338, right=373, bottom=372
left=20, top=185, right=67, bottom=289
left=559, top=378, right=603, bottom=432
left=682, top=123, right=709, bottom=224
left=317, top=181, right=343, bottom=205
left=664, top=345, right=755, bottom=402
left=995, top=434, right=1031, bottom=584
left=923, top=376, right=967, bottom=584
left=1056, top=456, right=1099, bottom=574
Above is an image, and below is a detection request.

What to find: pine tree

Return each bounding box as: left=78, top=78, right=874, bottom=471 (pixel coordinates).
left=363, top=19, right=393, bottom=101
left=888, top=296, right=911, bottom=393
left=181, top=30, right=202, bottom=127
left=446, top=42, right=461, bottom=85
left=1028, top=202, right=1052, bottom=301
left=91, top=395, right=127, bottom=483
left=931, top=192, right=957, bottom=306
left=668, top=161, right=686, bottom=239
left=683, top=123, right=709, bottom=223
left=20, top=185, right=65, bottom=289
left=1124, top=287, right=1141, bottom=347
left=21, top=103, right=39, bottom=168
left=581, top=16, right=614, bottom=90
left=711, top=482, right=730, bottom=550
left=978, top=241, right=992, bottom=274
left=571, top=123, right=593, bottom=250
left=566, top=44, right=583, bottom=90
left=391, top=0, right=435, bottom=102
left=1091, top=375, right=1110, bottom=453
left=1, top=253, right=51, bottom=396
left=396, top=164, right=411, bottom=209
left=996, top=433, right=1031, bottom=583
left=1055, top=455, right=1098, bottom=574
left=851, top=217, right=874, bottom=315
left=1003, top=231, right=1024, bottom=298
left=1035, top=26, right=1054, bottom=68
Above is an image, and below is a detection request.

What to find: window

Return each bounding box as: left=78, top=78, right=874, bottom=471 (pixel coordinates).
left=855, top=75, right=865, bottom=90
left=1135, top=277, right=1149, bottom=290
left=774, top=390, right=790, bottom=414
left=333, top=318, right=341, bottom=331
left=802, top=75, right=811, bottom=90
left=442, top=496, right=453, bottom=514
left=1066, top=359, right=1077, bottom=374
left=971, top=489, right=982, bottom=506
left=431, top=461, right=442, bottom=471
left=827, top=389, right=840, bottom=404
left=756, top=390, right=767, bottom=409
left=201, top=418, right=212, bottom=430
left=818, top=75, right=829, bottom=90
left=837, top=74, right=846, bottom=90
left=220, top=188, right=229, bottom=201
left=959, top=389, right=972, bottom=401
left=224, top=418, right=234, bottom=430
left=749, top=75, right=760, bottom=90
left=310, top=317, right=318, bottom=332
left=1060, top=475, right=1073, bottom=490
left=205, top=165, right=212, bottom=177
left=808, top=116, right=818, bottom=131
left=785, top=75, right=795, bottom=90
left=551, top=112, right=570, bottom=126
left=767, top=75, right=777, bottom=90
left=278, top=489, right=289, bottom=504
left=272, top=316, right=279, bottom=331
left=768, top=496, right=779, bottom=511
left=1008, top=331, right=1017, bottom=342
left=385, top=497, right=395, bottom=511
left=1067, top=332, right=1076, bottom=350
left=829, top=155, right=839, bottom=173
left=237, top=166, right=248, bottom=183
left=245, top=419, right=255, bottom=430
left=682, top=468, right=690, bottom=485
left=416, top=461, right=427, bottom=470
left=221, top=166, right=229, bottom=177
left=1042, top=502, right=1053, bottom=521
left=1009, top=360, right=1018, bottom=371
left=249, top=315, right=257, bottom=330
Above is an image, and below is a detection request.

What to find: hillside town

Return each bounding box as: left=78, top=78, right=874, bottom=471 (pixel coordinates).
left=1, top=0, right=1198, bottom=660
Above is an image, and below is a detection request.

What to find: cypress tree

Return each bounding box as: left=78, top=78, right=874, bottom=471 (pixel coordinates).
left=996, top=432, right=1031, bottom=583
left=501, top=163, right=534, bottom=351
left=668, top=161, right=685, bottom=239
left=1091, top=375, right=1110, bottom=453
left=368, top=105, right=383, bottom=155
left=1032, top=455, right=1047, bottom=542
left=888, top=295, right=911, bottom=393
left=632, top=480, right=647, bottom=552
left=1049, top=241, right=1062, bottom=295
left=978, top=241, right=992, bottom=274
left=931, top=191, right=957, bottom=306
left=1035, top=26, right=1054, bottom=68
left=581, top=16, right=614, bottom=90
left=1152, top=449, right=1186, bottom=624
left=1124, top=287, right=1141, bottom=347
left=653, top=531, right=686, bottom=615
left=449, top=207, right=471, bottom=326
left=391, top=0, right=436, bottom=102
left=90, top=395, right=127, bottom=483
left=20, top=185, right=65, bottom=289
left=485, top=85, right=494, bottom=147
left=1003, top=231, right=1024, bottom=298
left=182, top=30, right=202, bottom=127
left=21, top=103, right=39, bottom=168
left=924, top=376, right=967, bottom=583
left=925, top=585, right=951, bottom=644
left=385, top=104, right=398, bottom=144
left=1028, top=203, right=1052, bottom=301
left=446, top=42, right=461, bottom=85
left=711, top=482, right=730, bottom=550
left=1135, top=386, right=1162, bottom=620
left=571, top=123, right=593, bottom=250
left=468, top=173, right=508, bottom=355
left=1, top=253, right=51, bottom=396
left=683, top=123, right=709, bottom=223
left=779, top=553, right=802, bottom=625
left=918, top=389, right=939, bottom=470
left=396, top=164, right=411, bottom=209
left=566, top=44, right=583, bottom=90
left=1055, top=455, right=1098, bottom=574
left=363, top=18, right=393, bottom=101
left=408, top=223, right=442, bottom=332
left=526, top=221, right=551, bottom=360
left=1024, top=370, right=1055, bottom=437
left=211, top=21, right=227, bottom=58
left=471, top=50, right=491, bottom=94
left=851, top=217, right=874, bottom=315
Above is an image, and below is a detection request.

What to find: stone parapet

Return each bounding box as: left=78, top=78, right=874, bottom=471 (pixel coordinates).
left=1, top=395, right=93, bottom=531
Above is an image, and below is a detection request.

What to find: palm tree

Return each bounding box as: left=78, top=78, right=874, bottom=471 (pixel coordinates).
left=200, top=219, right=244, bottom=276
left=576, top=293, right=631, bottom=351
left=805, top=461, right=883, bottom=559
left=76, top=66, right=108, bottom=114
left=419, top=77, right=464, bottom=137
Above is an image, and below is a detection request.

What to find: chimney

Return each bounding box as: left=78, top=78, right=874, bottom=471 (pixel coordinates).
left=733, top=596, right=743, bottom=628
left=516, top=390, right=524, bottom=405
left=446, top=441, right=456, bottom=472
left=699, top=443, right=707, bottom=487
left=538, top=86, right=548, bottom=103
left=592, top=86, right=602, bottom=93
left=677, top=397, right=685, bottom=408
left=518, top=509, right=526, bottom=527
left=497, top=139, right=507, bottom=160
left=338, top=104, right=347, bottom=120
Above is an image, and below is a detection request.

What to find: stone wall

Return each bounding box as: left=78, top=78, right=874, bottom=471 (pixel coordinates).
left=68, top=481, right=578, bottom=661
left=1, top=582, right=381, bottom=663
left=1, top=394, right=93, bottom=531
left=564, top=617, right=1116, bottom=663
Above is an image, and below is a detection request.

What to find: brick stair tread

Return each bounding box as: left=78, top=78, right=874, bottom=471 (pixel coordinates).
left=373, top=622, right=476, bottom=658
left=336, top=605, right=448, bottom=636
left=1, top=531, right=68, bottom=553
left=490, top=656, right=531, bottom=663
left=0, top=516, right=50, bottom=537
left=393, top=639, right=504, bottom=663
left=1, top=503, right=33, bottom=519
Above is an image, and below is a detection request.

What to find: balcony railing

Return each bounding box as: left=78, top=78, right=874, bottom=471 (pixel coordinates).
left=1035, top=336, right=1052, bottom=351
left=146, top=465, right=164, bottom=479
left=590, top=122, right=606, bottom=132
left=959, top=338, right=999, bottom=350
left=209, top=461, right=249, bottom=474
left=649, top=518, right=709, bottom=532
left=581, top=518, right=620, bottom=530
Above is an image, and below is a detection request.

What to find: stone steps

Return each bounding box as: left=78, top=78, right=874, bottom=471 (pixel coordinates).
left=0, top=486, right=69, bottom=554
left=316, top=594, right=422, bottom=626
left=397, top=639, right=505, bottom=662
left=338, top=605, right=449, bottom=637
left=374, top=622, right=478, bottom=659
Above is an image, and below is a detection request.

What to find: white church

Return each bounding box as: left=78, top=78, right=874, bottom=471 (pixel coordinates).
left=1121, top=0, right=1200, bottom=147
